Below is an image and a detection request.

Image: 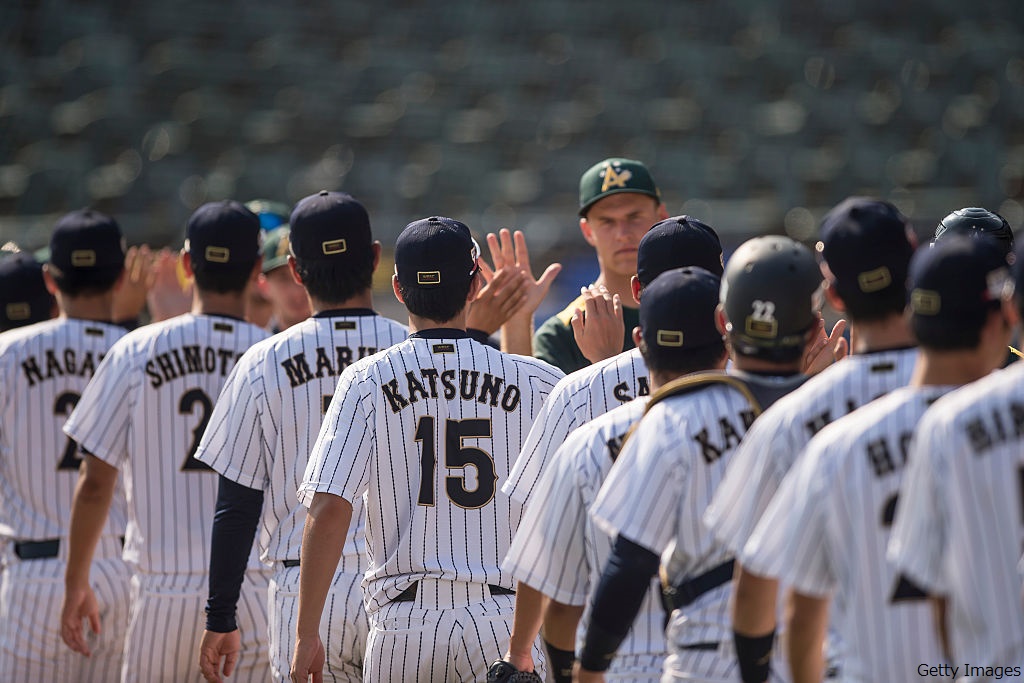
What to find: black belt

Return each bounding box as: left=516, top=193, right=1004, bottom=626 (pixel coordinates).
left=393, top=582, right=516, bottom=602
left=14, top=539, right=60, bottom=560
left=679, top=642, right=719, bottom=651
left=662, top=559, right=735, bottom=614
left=283, top=559, right=300, bottom=568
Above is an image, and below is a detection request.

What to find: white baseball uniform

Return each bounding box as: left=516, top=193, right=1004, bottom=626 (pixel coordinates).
left=889, top=363, right=1024, bottom=681
left=64, top=313, right=271, bottom=683
left=0, top=318, right=131, bottom=681
left=194, top=310, right=407, bottom=682
left=502, top=347, right=647, bottom=506
left=300, top=330, right=564, bottom=683
left=744, top=386, right=948, bottom=682
left=590, top=379, right=781, bottom=683
left=503, top=398, right=666, bottom=680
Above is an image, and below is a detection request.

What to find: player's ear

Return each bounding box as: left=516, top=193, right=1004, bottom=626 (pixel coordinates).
left=579, top=218, right=597, bottom=248
left=181, top=250, right=195, bottom=278
left=823, top=280, right=846, bottom=313
left=370, top=241, right=382, bottom=272
left=41, top=264, right=59, bottom=296
left=631, top=275, right=642, bottom=305
left=714, top=304, right=729, bottom=336
left=632, top=326, right=643, bottom=348
left=391, top=274, right=404, bottom=304
left=287, top=256, right=303, bottom=286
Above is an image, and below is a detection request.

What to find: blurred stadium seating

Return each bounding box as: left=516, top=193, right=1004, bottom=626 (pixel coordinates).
left=1, top=0, right=1022, bottom=317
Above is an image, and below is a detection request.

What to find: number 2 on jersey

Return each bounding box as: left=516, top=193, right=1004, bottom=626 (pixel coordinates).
left=55, top=391, right=82, bottom=470
left=179, top=388, right=213, bottom=471
left=415, top=416, right=497, bottom=509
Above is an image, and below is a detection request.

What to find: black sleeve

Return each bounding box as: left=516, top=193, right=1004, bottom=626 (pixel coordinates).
left=578, top=535, right=660, bottom=671
left=205, top=475, right=264, bottom=633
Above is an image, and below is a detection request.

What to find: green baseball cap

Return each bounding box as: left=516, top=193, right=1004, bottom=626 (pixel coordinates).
left=261, top=225, right=292, bottom=273
left=578, top=157, right=661, bottom=217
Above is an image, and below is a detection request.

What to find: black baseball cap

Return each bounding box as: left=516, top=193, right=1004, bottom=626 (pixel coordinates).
left=639, top=267, right=722, bottom=353
left=818, top=197, right=915, bottom=308
left=185, top=200, right=261, bottom=270
left=637, top=216, right=724, bottom=286
left=49, top=208, right=125, bottom=273
left=288, top=191, right=373, bottom=264
left=578, top=158, right=660, bottom=217
left=0, top=252, right=54, bottom=330
left=908, top=234, right=1011, bottom=341
left=394, top=216, right=479, bottom=290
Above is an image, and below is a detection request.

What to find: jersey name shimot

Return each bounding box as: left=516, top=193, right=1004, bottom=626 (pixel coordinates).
left=144, top=345, right=245, bottom=387
left=380, top=368, right=522, bottom=413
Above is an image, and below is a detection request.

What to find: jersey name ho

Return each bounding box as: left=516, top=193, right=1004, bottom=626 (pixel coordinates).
left=64, top=313, right=269, bottom=573
left=0, top=318, right=128, bottom=544
left=300, top=332, right=564, bottom=612
left=502, top=347, right=647, bottom=506
left=195, top=311, right=407, bottom=573
left=744, top=386, right=947, bottom=682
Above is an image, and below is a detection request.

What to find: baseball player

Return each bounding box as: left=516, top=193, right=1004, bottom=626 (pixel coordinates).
left=0, top=210, right=131, bottom=681
left=888, top=239, right=1024, bottom=680
left=702, top=197, right=918, bottom=682
left=193, top=191, right=407, bottom=683
left=497, top=216, right=724, bottom=674
left=533, top=158, right=669, bottom=373
left=292, top=216, right=565, bottom=683
left=256, top=225, right=313, bottom=332
left=502, top=267, right=725, bottom=682
left=576, top=235, right=824, bottom=683
left=61, top=200, right=272, bottom=683
left=741, top=235, right=1013, bottom=682
left=244, top=199, right=291, bottom=329
left=0, top=249, right=57, bottom=332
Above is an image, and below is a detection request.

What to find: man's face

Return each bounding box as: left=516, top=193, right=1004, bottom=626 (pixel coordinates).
left=580, top=193, right=666, bottom=279
left=263, top=266, right=311, bottom=329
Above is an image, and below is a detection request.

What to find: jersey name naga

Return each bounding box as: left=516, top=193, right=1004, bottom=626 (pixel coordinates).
left=382, top=367, right=522, bottom=414
left=21, top=348, right=105, bottom=386
left=279, top=344, right=382, bottom=388
left=145, top=345, right=245, bottom=388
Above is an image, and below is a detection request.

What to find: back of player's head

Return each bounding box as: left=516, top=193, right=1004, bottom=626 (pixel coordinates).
left=932, top=207, right=1014, bottom=258
left=721, top=235, right=823, bottom=363
left=818, top=197, right=916, bottom=322
left=908, top=234, right=1013, bottom=350
left=578, top=158, right=661, bottom=218
left=185, top=200, right=261, bottom=294
left=0, top=252, right=55, bottom=331
left=394, top=216, right=479, bottom=323
left=288, top=190, right=376, bottom=303
left=636, top=216, right=724, bottom=288
left=638, top=267, right=725, bottom=375
left=47, top=208, right=126, bottom=297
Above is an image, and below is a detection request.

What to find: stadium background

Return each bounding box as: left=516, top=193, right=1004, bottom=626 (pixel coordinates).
left=2, top=0, right=1022, bottom=321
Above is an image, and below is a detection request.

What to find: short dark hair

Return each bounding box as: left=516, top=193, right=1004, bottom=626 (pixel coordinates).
left=834, top=283, right=907, bottom=323
left=294, top=252, right=374, bottom=304
left=913, top=301, right=1000, bottom=351
left=641, top=338, right=728, bottom=377
left=192, top=263, right=253, bottom=294
left=47, top=263, right=123, bottom=297
left=399, top=274, right=475, bottom=324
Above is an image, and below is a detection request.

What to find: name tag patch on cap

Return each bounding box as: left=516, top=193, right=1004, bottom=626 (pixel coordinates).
left=417, top=271, right=441, bottom=285
left=205, top=246, right=230, bottom=263
left=656, top=330, right=684, bottom=347
left=71, top=250, right=96, bottom=266
left=6, top=303, right=29, bottom=320
left=911, top=289, right=941, bottom=315
left=334, top=321, right=356, bottom=330
left=322, top=239, right=347, bottom=255
left=432, top=343, right=455, bottom=354
left=857, top=267, right=892, bottom=293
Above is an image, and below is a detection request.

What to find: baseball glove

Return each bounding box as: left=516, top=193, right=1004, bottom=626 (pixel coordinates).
left=485, top=659, right=543, bottom=682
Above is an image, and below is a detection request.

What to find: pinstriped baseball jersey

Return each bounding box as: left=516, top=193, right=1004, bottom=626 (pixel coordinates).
left=502, top=347, right=647, bottom=506
left=195, top=311, right=407, bottom=570
left=590, top=382, right=760, bottom=651
left=64, top=313, right=269, bottom=574
left=704, top=347, right=918, bottom=555
left=889, top=363, right=1024, bottom=675
left=503, top=398, right=665, bottom=675
left=300, top=332, right=565, bottom=613
left=0, top=318, right=128, bottom=544
left=743, top=386, right=948, bottom=682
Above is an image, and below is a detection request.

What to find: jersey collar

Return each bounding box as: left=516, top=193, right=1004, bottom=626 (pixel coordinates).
left=313, top=308, right=378, bottom=319
left=409, top=328, right=471, bottom=340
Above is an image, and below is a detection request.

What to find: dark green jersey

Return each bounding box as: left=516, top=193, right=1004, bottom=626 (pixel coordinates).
left=532, top=293, right=640, bottom=374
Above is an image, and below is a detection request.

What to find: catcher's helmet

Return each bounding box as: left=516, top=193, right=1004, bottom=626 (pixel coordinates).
left=932, top=207, right=1014, bottom=257
left=721, top=235, right=823, bottom=358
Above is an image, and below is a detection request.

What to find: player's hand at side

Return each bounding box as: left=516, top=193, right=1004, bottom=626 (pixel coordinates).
left=290, top=634, right=325, bottom=683
left=571, top=284, right=624, bottom=364
left=802, top=316, right=848, bottom=376
left=60, top=584, right=101, bottom=657
left=199, top=629, right=241, bottom=683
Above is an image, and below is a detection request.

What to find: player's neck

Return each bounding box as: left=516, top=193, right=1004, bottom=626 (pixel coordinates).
left=910, top=349, right=996, bottom=388
left=848, top=316, right=916, bottom=354
left=192, top=289, right=248, bottom=320
left=731, top=354, right=801, bottom=375
left=593, top=272, right=638, bottom=308
left=309, top=290, right=374, bottom=316
left=56, top=292, right=114, bottom=323
left=406, top=311, right=467, bottom=334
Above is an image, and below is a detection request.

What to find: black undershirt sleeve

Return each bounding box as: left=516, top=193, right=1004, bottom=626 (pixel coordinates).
left=578, top=534, right=660, bottom=671
left=205, top=475, right=264, bottom=633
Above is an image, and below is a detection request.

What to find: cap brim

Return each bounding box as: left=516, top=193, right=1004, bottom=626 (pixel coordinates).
left=579, top=189, right=661, bottom=217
